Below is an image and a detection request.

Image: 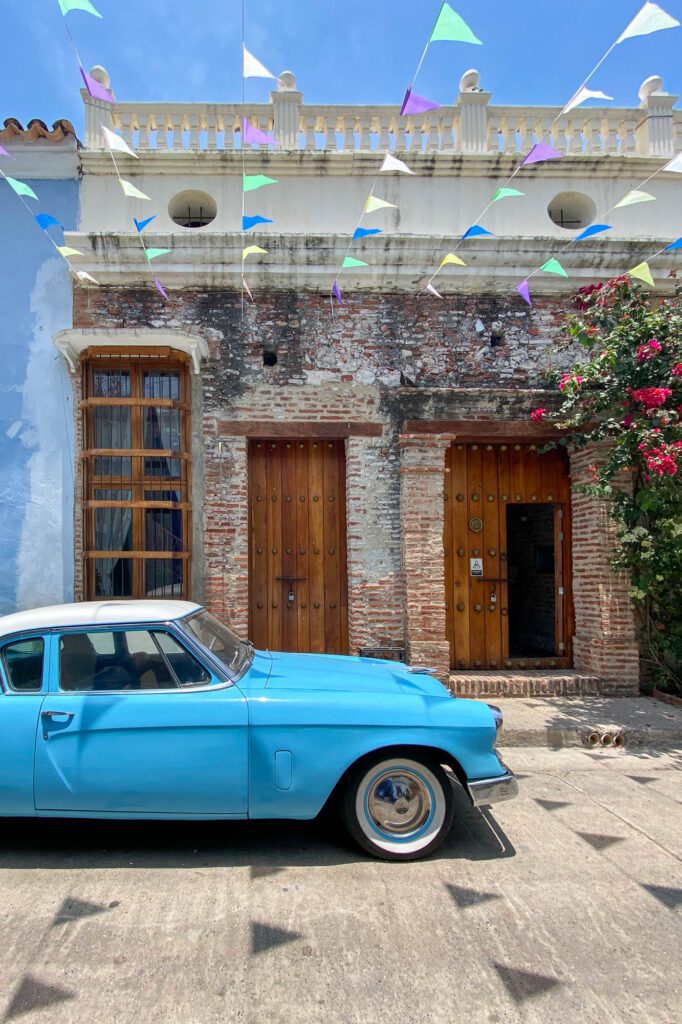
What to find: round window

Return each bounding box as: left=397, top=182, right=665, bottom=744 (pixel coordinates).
left=547, top=192, right=596, bottom=232
left=169, top=190, right=217, bottom=229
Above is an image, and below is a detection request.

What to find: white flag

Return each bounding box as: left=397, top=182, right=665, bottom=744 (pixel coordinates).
left=243, top=45, right=276, bottom=79
left=663, top=152, right=682, bottom=173
left=562, top=87, right=614, bottom=115
left=379, top=152, right=415, bottom=175
left=101, top=125, right=138, bottom=159
left=76, top=270, right=100, bottom=285
left=364, top=195, right=398, bottom=214
left=614, top=190, right=656, bottom=209
left=119, top=179, right=151, bottom=201
left=617, top=2, right=679, bottom=43
left=426, top=282, right=443, bottom=298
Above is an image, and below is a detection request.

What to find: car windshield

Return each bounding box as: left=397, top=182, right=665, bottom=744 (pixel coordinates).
left=182, top=610, right=252, bottom=678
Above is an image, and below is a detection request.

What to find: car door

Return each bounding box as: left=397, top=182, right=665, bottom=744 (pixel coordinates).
left=0, top=633, right=48, bottom=816
left=34, top=626, right=248, bottom=817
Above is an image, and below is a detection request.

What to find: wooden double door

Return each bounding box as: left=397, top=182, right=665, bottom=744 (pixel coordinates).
left=444, top=443, right=572, bottom=671
left=249, top=439, right=349, bottom=654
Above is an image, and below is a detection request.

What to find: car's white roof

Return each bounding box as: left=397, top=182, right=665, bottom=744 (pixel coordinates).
left=0, top=600, right=202, bottom=638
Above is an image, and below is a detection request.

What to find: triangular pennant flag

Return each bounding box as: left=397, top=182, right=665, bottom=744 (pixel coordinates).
left=80, top=69, right=114, bottom=103
left=101, top=125, right=138, bottom=159
left=575, top=224, right=612, bottom=241
left=242, top=277, right=254, bottom=301
left=662, top=152, right=682, bottom=173
left=243, top=214, right=274, bottom=230
left=353, top=227, right=382, bottom=239
left=523, top=142, right=562, bottom=166
left=59, top=0, right=102, bottom=16
left=364, top=195, right=398, bottom=214
left=379, top=152, right=414, bottom=175
left=243, top=45, right=277, bottom=79
left=562, top=87, right=614, bottom=115
left=0, top=143, right=14, bottom=159
left=516, top=280, right=532, bottom=305
left=332, top=281, right=343, bottom=304
left=242, top=118, right=275, bottom=146
left=440, top=253, right=466, bottom=268
left=628, top=261, right=655, bottom=286
left=5, top=176, right=38, bottom=200
left=430, top=3, right=482, bottom=44
left=617, top=2, right=679, bottom=43
left=35, top=213, right=63, bottom=231
left=145, top=248, right=172, bottom=262
left=400, top=87, right=440, bottom=116
left=492, top=187, right=525, bottom=202
left=56, top=246, right=84, bottom=258
left=614, top=190, right=656, bottom=208
left=426, top=282, right=443, bottom=298
left=243, top=174, right=278, bottom=193
left=153, top=277, right=169, bottom=299
left=540, top=258, right=568, bottom=277
left=342, top=256, right=368, bottom=268
left=134, top=215, right=156, bottom=233
left=119, top=179, right=151, bottom=201
left=76, top=270, right=99, bottom=285
left=462, top=225, right=492, bottom=241
left=243, top=245, right=268, bottom=259
left=664, top=237, right=682, bottom=251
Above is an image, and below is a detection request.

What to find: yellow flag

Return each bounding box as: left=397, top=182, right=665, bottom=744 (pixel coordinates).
left=364, top=195, right=397, bottom=214
left=119, top=179, right=151, bottom=201
left=439, top=253, right=467, bottom=268
left=57, top=246, right=84, bottom=258
left=628, top=262, right=655, bottom=286
left=243, top=245, right=268, bottom=259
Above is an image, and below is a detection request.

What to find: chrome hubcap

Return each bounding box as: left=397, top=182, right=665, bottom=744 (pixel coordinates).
left=367, top=770, right=432, bottom=837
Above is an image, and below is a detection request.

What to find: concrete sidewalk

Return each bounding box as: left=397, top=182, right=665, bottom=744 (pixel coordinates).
left=492, top=695, right=682, bottom=750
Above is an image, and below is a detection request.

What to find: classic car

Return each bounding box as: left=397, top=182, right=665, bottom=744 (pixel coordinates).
left=0, top=601, right=517, bottom=860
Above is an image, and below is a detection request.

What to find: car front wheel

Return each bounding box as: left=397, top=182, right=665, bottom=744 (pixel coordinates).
left=341, top=751, right=455, bottom=861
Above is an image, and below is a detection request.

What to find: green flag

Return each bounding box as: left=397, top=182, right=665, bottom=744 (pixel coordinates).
left=58, top=0, right=103, bottom=17
left=342, top=256, right=368, bottom=268
left=145, top=248, right=172, bottom=262
left=5, top=177, right=39, bottom=201
left=492, top=187, right=525, bottom=203
left=243, top=175, right=278, bottom=193
left=540, top=258, right=568, bottom=277
left=430, top=4, right=482, bottom=44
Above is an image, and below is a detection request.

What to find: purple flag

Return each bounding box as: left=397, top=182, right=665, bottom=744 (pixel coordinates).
left=332, top=281, right=343, bottom=305
left=516, top=280, right=532, bottom=306
left=243, top=118, right=274, bottom=146
left=0, top=143, right=14, bottom=159
left=400, top=87, right=440, bottom=116
left=153, top=277, right=168, bottom=300
left=522, top=142, right=562, bottom=166
left=80, top=68, right=114, bottom=104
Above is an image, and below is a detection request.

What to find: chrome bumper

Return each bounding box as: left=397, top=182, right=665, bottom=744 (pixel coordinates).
left=467, top=768, right=519, bottom=808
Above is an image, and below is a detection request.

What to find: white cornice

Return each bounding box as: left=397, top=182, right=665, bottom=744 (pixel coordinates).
left=54, top=328, right=209, bottom=373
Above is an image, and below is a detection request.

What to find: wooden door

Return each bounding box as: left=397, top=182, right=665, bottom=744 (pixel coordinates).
left=249, top=439, right=349, bottom=654
left=444, top=442, right=572, bottom=670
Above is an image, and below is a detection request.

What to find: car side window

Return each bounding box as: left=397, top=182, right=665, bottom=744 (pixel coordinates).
left=153, top=632, right=211, bottom=686
left=58, top=629, right=211, bottom=692
left=1, top=637, right=45, bottom=692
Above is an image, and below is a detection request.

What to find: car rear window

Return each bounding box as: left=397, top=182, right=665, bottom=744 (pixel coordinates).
left=2, top=638, right=45, bottom=692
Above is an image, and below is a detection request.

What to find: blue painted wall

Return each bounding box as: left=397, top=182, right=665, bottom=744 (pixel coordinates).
left=0, top=173, right=78, bottom=615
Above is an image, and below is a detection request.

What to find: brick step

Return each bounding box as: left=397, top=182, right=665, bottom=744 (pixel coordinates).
left=449, top=671, right=601, bottom=699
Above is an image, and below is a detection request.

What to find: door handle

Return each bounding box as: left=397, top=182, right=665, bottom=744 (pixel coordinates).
left=42, top=710, right=74, bottom=720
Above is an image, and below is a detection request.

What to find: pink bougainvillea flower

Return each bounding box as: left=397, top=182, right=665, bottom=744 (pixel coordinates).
left=672, top=362, right=682, bottom=377
left=622, top=414, right=634, bottom=428
left=530, top=408, right=546, bottom=423
left=630, top=387, right=673, bottom=410
left=559, top=373, right=585, bottom=391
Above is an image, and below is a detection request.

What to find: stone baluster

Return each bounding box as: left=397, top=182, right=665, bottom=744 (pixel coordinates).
left=636, top=79, right=678, bottom=157
left=455, top=85, right=491, bottom=154
left=205, top=110, right=217, bottom=151
left=377, top=114, right=391, bottom=153
left=441, top=110, right=456, bottom=152
left=554, top=115, right=568, bottom=154
left=567, top=115, right=584, bottom=153
left=518, top=116, right=534, bottom=155
left=188, top=110, right=201, bottom=151
left=619, top=116, right=637, bottom=154
left=272, top=72, right=302, bottom=150
left=486, top=111, right=500, bottom=154
left=587, top=114, right=602, bottom=153
left=503, top=114, right=517, bottom=154
left=603, top=114, right=619, bottom=155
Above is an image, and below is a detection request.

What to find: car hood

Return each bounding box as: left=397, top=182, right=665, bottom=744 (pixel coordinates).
left=259, top=650, right=451, bottom=699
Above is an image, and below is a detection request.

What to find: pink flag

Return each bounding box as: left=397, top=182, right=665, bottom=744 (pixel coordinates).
left=242, top=277, right=254, bottom=301
left=400, top=87, right=440, bottom=116
left=80, top=68, right=114, bottom=103
left=0, top=143, right=14, bottom=159
left=522, top=142, right=562, bottom=166
left=153, top=277, right=168, bottom=300
left=516, top=280, right=532, bottom=306
left=426, top=283, right=443, bottom=298
left=243, top=118, right=274, bottom=146
left=332, top=281, right=343, bottom=305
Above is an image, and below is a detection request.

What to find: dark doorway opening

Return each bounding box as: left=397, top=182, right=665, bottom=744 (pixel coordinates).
left=507, top=504, right=556, bottom=657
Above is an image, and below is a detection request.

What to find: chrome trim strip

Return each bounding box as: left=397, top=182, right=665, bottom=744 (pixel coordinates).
left=467, top=770, right=519, bottom=808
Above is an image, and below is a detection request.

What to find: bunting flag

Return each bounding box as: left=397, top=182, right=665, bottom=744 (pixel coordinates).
left=379, top=153, right=414, bottom=175
left=242, top=277, right=254, bottom=301
left=616, top=2, right=679, bottom=43
left=523, top=142, right=562, bottom=166
left=516, top=280, right=532, bottom=305
left=664, top=237, right=682, bottom=251
left=243, top=119, right=275, bottom=146
left=243, top=245, right=268, bottom=259
left=58, top=0, right=102, bottom=16
left=562, top=87, right=614, bottom=115
left=243, top=174, right=278, bottom=192
left=332, top=281, right=343, bottom=304
left=575, top=224, right=612, bottom=241
left=430, top=3, right=482, bottom=44
left=540, top=258, right=568, bottom=276
left=440, top=253, right=466, bottom=268
left=145, top=248, right=171, bottom=262
left=353, top=227, right=382, bottom=239
left=153, top=277, right=169, bottom=299
left=364, top=195, right=397, bottom=214
left=120, top=179, right=151, bottom=201
left=243, top=214, right=273, bottom=230
left=492, top=187, right=525, bottom=202
left=76, top=270, right=99, bottom=284
left=628, top=261, right=655, bottom=285
left=0, top=143, right=14, bottom=159
left=663, top=152, right=682, bottom=173
left=614, top=189, right=656, bottom=208
left=461, top=225, right=492, bottom=240
left=426, top=282, right=443, bottom=298
left=101, top=125, right=138, bottom=159
left=243, top=45, right=276, bottom=79
left=400, top=87, right=440, bottom=116
left=134, top=215, right=156, bottom=232
left=56, top=245, right=83, bottom=258
left=80, top=69, right=114, bottom=103
left=4, top=177, right=38, bottom=200
left=35, top=213, right=63, bottom=230
left=342, top=256, right=368, bottom=268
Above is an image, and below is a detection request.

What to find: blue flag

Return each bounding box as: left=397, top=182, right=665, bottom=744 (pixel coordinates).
left=353, top=227, right=382, bottom=239
left=664, top=237, right=682, bottom=252
left=575, top=224, right=612, bottom=241
left=35, top=213, right=63, bottom=231
left=134, top=215, right=156, bottom=233
left=461, top=225, right=492, bottom=241
left=243, top=215, right=274, bottom=231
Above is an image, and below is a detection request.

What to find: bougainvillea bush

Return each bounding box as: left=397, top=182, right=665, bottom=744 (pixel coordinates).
left=534, top=276, right=682, bottom=694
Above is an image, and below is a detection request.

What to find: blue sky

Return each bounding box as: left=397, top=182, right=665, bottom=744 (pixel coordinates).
left=3, top=1, right=681, bottom=132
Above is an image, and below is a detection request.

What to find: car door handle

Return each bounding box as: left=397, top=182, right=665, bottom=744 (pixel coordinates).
left=42, top=710, right=74, bottom=721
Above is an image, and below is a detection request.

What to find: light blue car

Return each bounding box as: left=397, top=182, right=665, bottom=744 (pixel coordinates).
left=0, top=601, right=517, bottom=861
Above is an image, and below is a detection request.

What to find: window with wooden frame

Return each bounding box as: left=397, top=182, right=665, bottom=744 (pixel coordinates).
left=81, top=349, right=192, bottom=600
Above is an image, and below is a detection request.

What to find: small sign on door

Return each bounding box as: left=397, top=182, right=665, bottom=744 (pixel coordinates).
left=470, top=558, right=484, bottom=577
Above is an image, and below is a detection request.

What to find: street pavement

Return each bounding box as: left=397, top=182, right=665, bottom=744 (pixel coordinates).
left=0, top=745, right=679, bottom=1024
